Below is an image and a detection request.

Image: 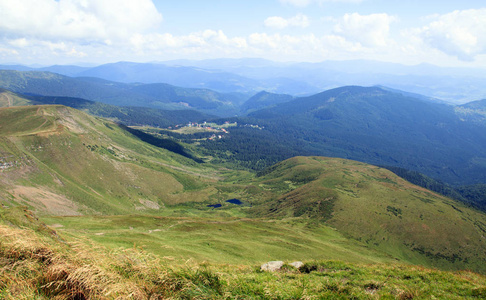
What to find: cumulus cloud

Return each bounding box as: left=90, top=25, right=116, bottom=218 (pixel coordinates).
left=264, top=14, right=310, bottom=29
left=333, top=13, right=396, bottom=47
left=418, top=9, right=486, bottom=61
left=0, top=2, right=484, bottom=66
left=0, top=0, right=163, bottom=43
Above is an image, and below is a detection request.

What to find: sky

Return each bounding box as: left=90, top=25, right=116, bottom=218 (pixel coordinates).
left=0, top=0, right=486, bottom=67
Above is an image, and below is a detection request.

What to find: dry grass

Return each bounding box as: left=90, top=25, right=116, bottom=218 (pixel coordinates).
left=2, top=221, right=486, bottom=299
left=2, top=205, right=486, bottom=299
left=0, top=224, right=193, bottom=299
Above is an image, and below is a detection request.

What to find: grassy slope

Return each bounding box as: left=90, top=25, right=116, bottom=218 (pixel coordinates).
left=0, top=105, right=218, bottom=216
left=249, top=157, right=486, bottom=273
left=41, top=215, right=396, bottom=266
left=1, top=105, right=486, bottom=278
left=1, top=206, right=486, bottom=299
left=0, top=88, right=31, bottom=107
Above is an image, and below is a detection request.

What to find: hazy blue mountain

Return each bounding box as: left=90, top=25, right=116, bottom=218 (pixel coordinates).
left=158, top=58, right=486, bottom=103
left=74, top=61, right=319, bottom=96
left=0, top=88, right=213, bottom=128
left=375, top=85, right=451, bottom=105
left=74, top=61, right=261, bottom=93
left=4, top=59, right=486, bottom=103
left=38, top=65, right=90, bottom=76
left=241, top=91, right=294, bottom=113
left=0, top=64, right=33, bottom=71
left=0, top=70, right=242, bottom=116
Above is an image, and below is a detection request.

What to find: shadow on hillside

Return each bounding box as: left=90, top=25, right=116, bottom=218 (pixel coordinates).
left=119, top=124, right=203, bottom=163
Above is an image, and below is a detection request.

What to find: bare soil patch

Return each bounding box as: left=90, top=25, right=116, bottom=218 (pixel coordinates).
left=9, top=186, right=81, bottom=216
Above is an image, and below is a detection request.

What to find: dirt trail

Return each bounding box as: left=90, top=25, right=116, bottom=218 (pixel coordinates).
left=0, top=93, right=12, bottom=107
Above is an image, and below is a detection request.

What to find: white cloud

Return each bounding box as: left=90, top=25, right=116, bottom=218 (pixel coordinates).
left=127, top=30, right=248, bottom=59
left=0, top=0, right=163, bottom=43
left=418, top=9, right=486, bottom=61
left=264, top=14, right=310, bottom=29
left=265, top=17, right=289, bottom=30
left=279, top=0, right=363, bottom=7
left=0, top=2, right=484, bottom=67
left=333, top=13, right=396, bottom=47
left=279, top=0, right=312, bottom=7
left=0, top=47, right=19, bottom=56
left=8, top=38, right=29, bottom=48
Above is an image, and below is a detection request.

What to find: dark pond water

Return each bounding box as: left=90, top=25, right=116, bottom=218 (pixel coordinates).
left=226, top=199, right=243, bottom=205
left=207, top=204, right=222, bottom=208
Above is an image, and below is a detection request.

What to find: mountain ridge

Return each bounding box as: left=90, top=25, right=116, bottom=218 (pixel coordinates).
left=0, top=69, right=242, bottom=116
left=5, top=58, right=486, bottom=102
left=228, top=85, right=486, bottom=185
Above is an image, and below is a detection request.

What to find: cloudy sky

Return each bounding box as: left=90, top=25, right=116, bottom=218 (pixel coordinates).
left=1, top=0, right=485, bottom=67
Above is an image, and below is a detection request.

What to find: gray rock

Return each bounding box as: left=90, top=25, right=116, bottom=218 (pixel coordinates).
left=289, top=261, right=304, bottom=269
left=261, top=261, right=284, bottom=272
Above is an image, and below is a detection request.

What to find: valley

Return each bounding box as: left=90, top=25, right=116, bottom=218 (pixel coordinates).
left=1, top=67, right=486, bottom=298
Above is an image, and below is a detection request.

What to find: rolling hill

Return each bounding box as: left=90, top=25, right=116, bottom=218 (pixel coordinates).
left=0, top=105, right=219, bottom=216
left=1, top=105, right=486, bottom=275
left=4, top=69, right=486, bottom=187
left=250, top=156, right=486, bottom=272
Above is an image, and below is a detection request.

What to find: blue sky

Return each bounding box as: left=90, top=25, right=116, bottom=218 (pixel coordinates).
left=1, top=0, right=485, bottom=67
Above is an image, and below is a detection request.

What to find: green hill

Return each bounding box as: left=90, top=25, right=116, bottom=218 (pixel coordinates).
left=0, top=105, right=218, bottom=216
left=1, top=105, right=486, bottom=277
left=249, top=156, right=486, bottom=272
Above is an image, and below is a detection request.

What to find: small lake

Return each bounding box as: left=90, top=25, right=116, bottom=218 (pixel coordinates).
left=226, top=199, right=243, bottom=205
left=207, top=199, right=243, bottom=209
left=207, top=204, right=222, bottom=208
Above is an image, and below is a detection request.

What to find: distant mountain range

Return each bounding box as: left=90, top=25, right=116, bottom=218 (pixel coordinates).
left=1, top=67, right=486, bottom=186
left=0, top=88, right=213, bottom=128
left=0, top=69, right=243, bottom=116
left=204, top=86, right=486, bottom=185
left=2, top=58, right=486, bottom=103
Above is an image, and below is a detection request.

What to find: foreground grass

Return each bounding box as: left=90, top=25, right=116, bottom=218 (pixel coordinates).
left=1, top=207, right=486, bottom=299
left=1, top=226, right=485, bottom=299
